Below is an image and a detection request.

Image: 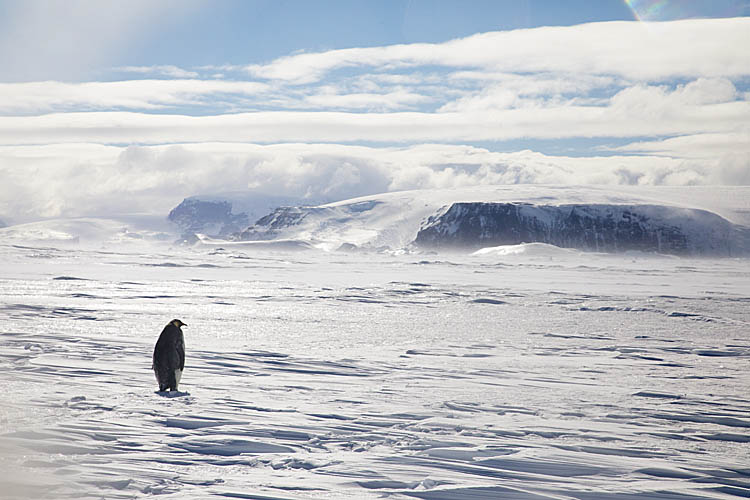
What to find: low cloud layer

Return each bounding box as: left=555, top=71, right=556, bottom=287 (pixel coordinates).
left=1, top=142, right=746, bottom=223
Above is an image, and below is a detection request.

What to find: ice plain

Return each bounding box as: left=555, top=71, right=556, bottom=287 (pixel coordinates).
left=1, top=242, right=749, bottom=499
left=1, top=185, right=749, bottom=499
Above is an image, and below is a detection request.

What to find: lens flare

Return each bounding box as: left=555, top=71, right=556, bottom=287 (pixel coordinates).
left=624, top=0, right=749, bottom=22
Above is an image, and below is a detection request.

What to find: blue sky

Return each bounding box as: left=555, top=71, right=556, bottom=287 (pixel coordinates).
left=0, top=1, right=639, bottom=81
left=109, top=0, right=637, bottom=72
left=1, top=1, right=745, bottom=82
left=0, top=1, right=748, bottom=221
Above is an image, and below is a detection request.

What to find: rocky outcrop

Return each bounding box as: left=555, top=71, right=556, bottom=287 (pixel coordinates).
left=234, top=206, right=333, bottom=241
left=233, top=200, right=383, bottom=243
left=168, top=198, right=249, bottom=240
left=414, top=202, right=744, bottom=256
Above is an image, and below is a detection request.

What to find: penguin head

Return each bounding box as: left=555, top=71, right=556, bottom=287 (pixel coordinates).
left=171, top=319, right=187, bottom=328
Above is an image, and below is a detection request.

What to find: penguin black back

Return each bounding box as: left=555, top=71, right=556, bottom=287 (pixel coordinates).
left=153, top=319, right=186, bottom=392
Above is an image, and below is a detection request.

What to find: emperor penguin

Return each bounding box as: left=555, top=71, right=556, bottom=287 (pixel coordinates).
left=153, top=319, right=187, bottom=392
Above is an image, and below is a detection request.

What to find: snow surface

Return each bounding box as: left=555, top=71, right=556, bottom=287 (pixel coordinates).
left=1, top=237, right=749, bottom=499
left=473, top=242, right=580, bottom=258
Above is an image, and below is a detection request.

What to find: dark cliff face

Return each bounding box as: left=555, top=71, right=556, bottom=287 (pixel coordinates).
left=414, top=202, right=741, bottom=256
left=168, top=199, right=249, bottom=238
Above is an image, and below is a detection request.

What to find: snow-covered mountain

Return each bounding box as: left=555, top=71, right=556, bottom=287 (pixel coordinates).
left=415, top=202, right=745, bottom=256
left=168, top=191, right=320, bottom=243
left=229, top=185, right=750, bottom=255
left=168, top=199, right=249, bottom=241
left=4, top=186, right=749, bottom=256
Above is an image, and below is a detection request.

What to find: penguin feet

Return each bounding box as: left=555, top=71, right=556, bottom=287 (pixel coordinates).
left=155, top=389, right=190, bottom=398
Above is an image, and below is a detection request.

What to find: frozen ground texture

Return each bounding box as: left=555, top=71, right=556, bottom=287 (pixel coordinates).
left=0, top=186, right=749, bottom=499
left=1, top=243, right=749, bottom=499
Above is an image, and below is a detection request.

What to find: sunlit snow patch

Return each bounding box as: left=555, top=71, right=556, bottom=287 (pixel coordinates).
left=193, top=233, right=315, bottom=251
left=472, top=242, right=579, bottom=258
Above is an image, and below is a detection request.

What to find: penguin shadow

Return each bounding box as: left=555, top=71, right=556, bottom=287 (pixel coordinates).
left=155, top=390, right=190, bottom=398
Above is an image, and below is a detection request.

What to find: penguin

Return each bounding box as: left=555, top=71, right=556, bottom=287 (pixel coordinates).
left=153, top=319, right=187, bottom=392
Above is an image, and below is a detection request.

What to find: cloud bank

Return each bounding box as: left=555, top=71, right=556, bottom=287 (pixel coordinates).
left=1, top=79, right=746, bottom=144
left=2, top=142, right=745, bottom=223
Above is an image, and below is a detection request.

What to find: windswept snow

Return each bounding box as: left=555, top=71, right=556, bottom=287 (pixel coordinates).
left=1, top=241, right=749, bottom=499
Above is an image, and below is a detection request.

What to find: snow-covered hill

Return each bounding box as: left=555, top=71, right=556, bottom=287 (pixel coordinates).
left=0, top=216, right=176, bottom=247
left=231, top=185, right=750, bottom=255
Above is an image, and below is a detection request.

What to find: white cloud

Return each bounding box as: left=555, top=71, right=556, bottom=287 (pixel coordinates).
left=0, top=80, right=269, bottom=113
left=672, top=78, right=739, bottom=105
left=116, top=65, right=200, bottom=79
left=303, top=89, right=431, bottom=111
left=246, top=18, right=750, bottom=83
left=439, top=86, right=521, bottom=112
left=609, top=79, right=741, bottom=115
left=447, top=72, right=620, bottom=101
left=0, top=142, right=736, bottom=222
left=1, top=83, right=746, bottom=144
left=616, top=132, right=750, bottom=159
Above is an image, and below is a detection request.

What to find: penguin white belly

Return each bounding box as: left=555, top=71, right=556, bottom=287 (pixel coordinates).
left=174, top=368, right=182, bottom=389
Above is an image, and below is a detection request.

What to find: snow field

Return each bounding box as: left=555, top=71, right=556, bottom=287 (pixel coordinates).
left=0, top=244, right=749, bottom=498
